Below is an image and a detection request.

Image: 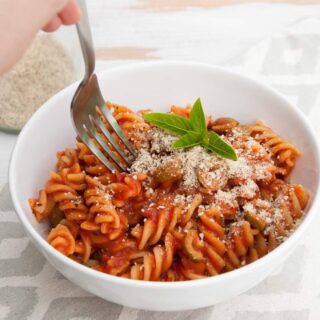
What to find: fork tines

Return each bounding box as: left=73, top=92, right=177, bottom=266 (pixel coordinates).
left=83, top=103, right=137, bottom=173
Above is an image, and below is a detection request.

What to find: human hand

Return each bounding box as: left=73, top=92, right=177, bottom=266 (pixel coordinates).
left=43, top=0, right=81, bottom=32
left=0, top=0, right=81, bottom=74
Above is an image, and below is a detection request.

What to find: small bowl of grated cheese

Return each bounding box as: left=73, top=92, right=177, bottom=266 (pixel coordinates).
left=0, top=32, right=80, bottom=133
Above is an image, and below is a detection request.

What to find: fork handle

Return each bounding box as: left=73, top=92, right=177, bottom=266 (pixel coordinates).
left=76, top=0, right=95, bottom=82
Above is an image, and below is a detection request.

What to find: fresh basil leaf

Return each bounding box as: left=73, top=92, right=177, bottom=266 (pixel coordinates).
left=172, top=132, right=202, bottom=149
left=203, top=131, right=238, bottom=161
left=143, top=113, right=193, bottom=136
left=189, top=98, right=206, bottom=134
left=143, top=99, right=238, bottom=161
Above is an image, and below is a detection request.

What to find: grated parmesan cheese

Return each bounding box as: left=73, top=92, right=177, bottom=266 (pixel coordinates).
left=150, top=128, right=178, bottom=153
left=0, top=35, right=74, bottom=129
left=243, top=202, right=256, bottom=214
left=232, top=180, right=259, bottom=199
left=128, top=124, right=303, bottom=245
left=215, top=190, right=236, bottom=206
left=130, top=126, right=277, bottom=196
left=130, top=128, right=216, bottom=187
left=226, top=156, right=252, bottom=179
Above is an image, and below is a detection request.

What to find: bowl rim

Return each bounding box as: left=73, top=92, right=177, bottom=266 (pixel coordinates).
left=9, top=60, right=320, bottom=289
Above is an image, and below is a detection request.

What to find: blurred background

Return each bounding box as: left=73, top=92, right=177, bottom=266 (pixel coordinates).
left=2, top=0, right=320, bottom=132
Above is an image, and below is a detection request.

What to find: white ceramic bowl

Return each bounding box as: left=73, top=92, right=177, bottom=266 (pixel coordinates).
left=9, top=61, right=320, bottom=311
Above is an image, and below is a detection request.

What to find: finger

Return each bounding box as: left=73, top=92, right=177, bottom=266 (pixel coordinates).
left=0, top=0, right=70, bottom=73
left=42, top=15, right=63, bottom=32
left=58, top=0, right=81, bottom=25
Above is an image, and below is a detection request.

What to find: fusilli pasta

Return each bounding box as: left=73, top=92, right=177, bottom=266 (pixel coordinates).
left=29, top=102, right=309, bottom=281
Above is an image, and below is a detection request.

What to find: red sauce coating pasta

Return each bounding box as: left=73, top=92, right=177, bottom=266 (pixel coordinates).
left=29, top=102, right=309, bottom=281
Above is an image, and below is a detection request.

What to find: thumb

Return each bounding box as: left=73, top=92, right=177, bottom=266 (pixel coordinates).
left=35, top=0, right=72, bottom=29
left=43, top=0, right=81, bottom=32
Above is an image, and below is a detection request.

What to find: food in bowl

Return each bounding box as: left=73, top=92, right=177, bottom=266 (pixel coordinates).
left=29, top=98, right=309, bottom=281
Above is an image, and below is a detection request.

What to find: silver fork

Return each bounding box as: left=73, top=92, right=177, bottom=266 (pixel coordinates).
left=71, top=0, right=137, bottom=172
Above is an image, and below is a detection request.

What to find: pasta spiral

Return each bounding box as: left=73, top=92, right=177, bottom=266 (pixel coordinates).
left=77, top=142, right=108, bottom=176
left=48, top=224, right=76, bottom=256
left=225, top=221, right=254, bottom=271
left=131, top=193, right=202, bottom=250
left=127, top=233, right=175, bottom=281
left=29, top=189, right=55, bottom=222
left=81, top=176, right=128, bottom=240
left=198, top=208, right=226, bottom=275
left=249, top=121, right=300, bottom=176
left=105, top=173, right=144, bottom=207
left=45, top=171, right=88, bottom=221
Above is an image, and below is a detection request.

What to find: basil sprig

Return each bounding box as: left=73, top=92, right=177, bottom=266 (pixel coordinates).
left=143, top=98, right=237, bottom=161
